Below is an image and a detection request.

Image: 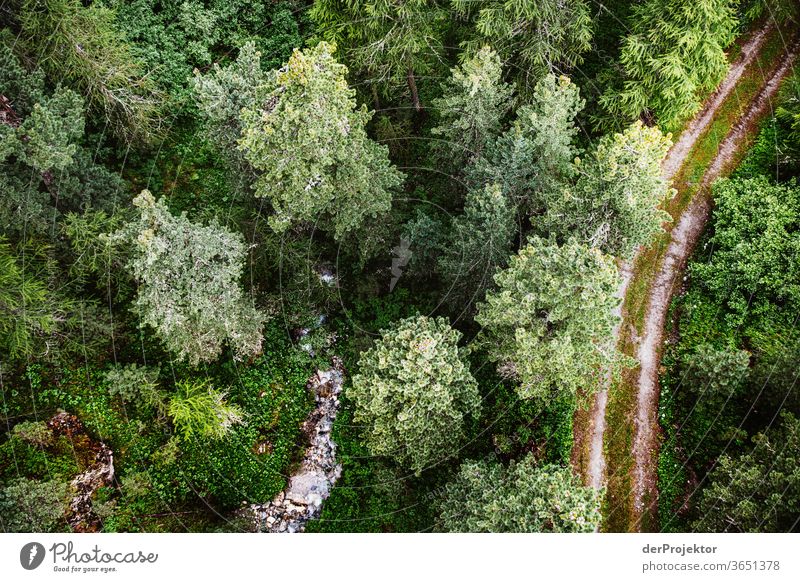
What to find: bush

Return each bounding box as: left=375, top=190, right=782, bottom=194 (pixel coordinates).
left=350, top=315, right=481, bottom=475
left=436, top=454, right=601, bottom=532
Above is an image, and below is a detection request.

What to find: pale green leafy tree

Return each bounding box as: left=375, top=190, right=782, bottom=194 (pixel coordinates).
left=452, top=0, right=593, bottom=88
left=436, top=454, right=601, bottom=532
left=681, top=344, right=750, bottom=396
left=117, top=190, right=264, bottom=366
left=168, top=379, right=244, bottom=441
left=468, top=74, right=583, bottom=215
left=600, top=0, right=737, bottom=128
left=238, top=42, right=404, bottom=239
left=0, top=478, right=68, bottom=533
left=16, top=87, right=84, bottom=173
left=191, top=42, right=266, bottom=157
left=438, top=183, right=516, bottom=312
left=431, top=46, right=514, bottom=170
left=543, top=121, right=674, bottom=259
left=350, top=315, right=481, bottom=474
left=476, top=236, right=621, bottom=402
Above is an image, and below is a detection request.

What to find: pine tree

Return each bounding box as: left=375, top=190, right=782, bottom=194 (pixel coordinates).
left=431, top=46, right=514, bottom=171
left=16, top=0, right=163, bottom=142
left=350, top=315, right=481, bottom=474
left=476, top=236, right=622, bottom=402
left=452, top=0, right=593, bottom=89
left=437, top=183, right=516, bottom=313
left=468, top=74, right=583, bottom=215
left=542, top=121, right=674, bottom=259
left=117, top=190, right=265, bottom=366
left=600, top=0, right=737, bottom=128
left=0, top=240, right=57, bottom=359
left=694, top=412, right=800, bottom=532
left=238, top=43, right=404, bottom=239
left=437, top=454, right=601, bottom=532
left=310, top=0, right=449, bottom=110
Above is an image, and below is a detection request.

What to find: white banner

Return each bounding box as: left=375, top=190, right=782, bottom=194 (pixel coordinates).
left=1, top=533, right=798, bottom=581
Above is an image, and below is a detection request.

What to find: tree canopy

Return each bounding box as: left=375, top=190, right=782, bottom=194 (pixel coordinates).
left=436, top=454, right=601, bottom=532
left=476, top=236, right=622, bottom=402
left=116, top=190, right=265, bottom=366
left=350, top=315, right=481, bottom=474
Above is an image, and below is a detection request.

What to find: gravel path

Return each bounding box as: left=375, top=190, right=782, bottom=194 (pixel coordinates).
left=579, top=21, right=790, bottom=506
left=629, top=37, right=799, bottom=528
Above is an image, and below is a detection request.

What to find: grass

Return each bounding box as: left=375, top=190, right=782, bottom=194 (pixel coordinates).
left=600, top=22, right=793, bottom=533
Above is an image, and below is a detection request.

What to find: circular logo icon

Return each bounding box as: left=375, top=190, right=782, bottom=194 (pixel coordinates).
left=20, top=542, right=46, bottom=570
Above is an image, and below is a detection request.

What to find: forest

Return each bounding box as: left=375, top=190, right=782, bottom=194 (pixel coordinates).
left=0, top=0, right=798, bottom=533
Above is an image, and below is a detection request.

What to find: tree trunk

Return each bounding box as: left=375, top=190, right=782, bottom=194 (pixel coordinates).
left=371, top=83, right=381, bottom=112
left=407, top=68, right=421, bottom=112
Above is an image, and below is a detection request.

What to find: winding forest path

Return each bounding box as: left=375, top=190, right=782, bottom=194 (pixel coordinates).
left=630, top=40, right=798, bottom=527
left=571, top=21, right=799, bottom=530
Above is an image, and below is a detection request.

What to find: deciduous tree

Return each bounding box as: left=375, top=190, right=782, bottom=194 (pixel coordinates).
left=476, top=236, right=621, bottom=402
left=436, top=454, right=601, bottom=532
left=350, top=315, right=481, bottom=474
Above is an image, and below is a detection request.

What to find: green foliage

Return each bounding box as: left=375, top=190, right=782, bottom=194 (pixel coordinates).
left=431, top=47, right=514, bottom=170
left=191, top=42, right=266, bottom=162
left=742, top=0, right=799, bottom=25
left=16, top=0, right=163, bottom=143
left=16, top=87, right=84, bottom=173
left=436, top=454, right=601, bottom=532
left=452, top=0, right=593, bottom=89
left=691, top=177, right=800, bottom=326
left=169, top=341, right=315, bottom=509
left=476, top=236, right=622, bottom=403
left=11, top=420, right=54, bottom=448
left=0, top=44, right=127, bottom=238
left=545, top=121, right=674, bottom=258
left=112, top=0, right=305, bottom=97
left=694, top=412, right=800, bottom=532
left=0, top=478, right=69, bottom=533
left=307, top=406, right=436, bottom=532
left=116, top=190, right=265, bottom=365
left=238, top=43, right=404, bottom=239
left=311, top=0, right=449, bottom=106
left=350, top=315, right=481, bottom=474
left=0, top=240, right=57, bottom=360
left=104, top=364, right=164, bottom=412
left=168, top=379, right=244, bottom=440
left=601, top=0, right=737, bottom=129
left=469, top=74, right=583, bottom=215
left=680, top=343, right=750, bottom=396
left=437, top=183, right=516, bottom=312
left=63, top=209, right=130, bottom=292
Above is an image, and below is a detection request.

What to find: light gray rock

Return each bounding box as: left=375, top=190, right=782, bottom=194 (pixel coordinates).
left=244, top=357, right=345, bottom=533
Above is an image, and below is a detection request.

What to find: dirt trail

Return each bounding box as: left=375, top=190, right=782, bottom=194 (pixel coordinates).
left=661, top=25, right=772, bottom=182
left=577, top=23, right=777, bottom=493
left=630, top=39, right=799, bottom=527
